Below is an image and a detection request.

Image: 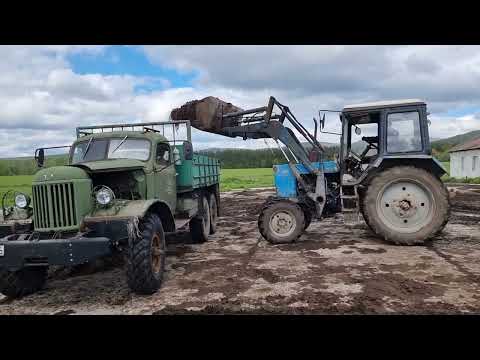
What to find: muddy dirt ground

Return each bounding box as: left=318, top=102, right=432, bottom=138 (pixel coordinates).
left=1, top=185, right=479, bottom=315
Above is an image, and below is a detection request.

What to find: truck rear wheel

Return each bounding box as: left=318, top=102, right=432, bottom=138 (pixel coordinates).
left=126, top=213, right=166, bottom=295
left=209, top=192, right=218, bottom=234
left=189, top=194, right=210, bottom=243
left=258, top=199, right=305, bottom=244
left=0, top=266, right=48, bottom=298
left=362, top=166, right=450, bottom=245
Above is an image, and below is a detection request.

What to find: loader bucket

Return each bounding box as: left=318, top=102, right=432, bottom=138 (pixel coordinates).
left=170, top=96, right=243, bottom=134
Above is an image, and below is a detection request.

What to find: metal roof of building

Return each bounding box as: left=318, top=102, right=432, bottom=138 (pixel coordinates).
left=449, top=137, right=480, bottom=153
left=343, top=99, right=425, bottom=112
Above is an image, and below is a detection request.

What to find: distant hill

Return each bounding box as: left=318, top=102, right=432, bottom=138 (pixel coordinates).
left=431, top=130, right=480, bottom=148
left=431, top=130, right=480, bottom=161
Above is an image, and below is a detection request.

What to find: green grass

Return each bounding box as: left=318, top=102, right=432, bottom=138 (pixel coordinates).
left=0, top=175, right=34, bottom=201
left=220, top=168, right=274, bottom=191
left=0, top=164, right=462, bottom=200
left=441, top=162, right=450, bottom=175
left=0, top=169, right=275, bottom=200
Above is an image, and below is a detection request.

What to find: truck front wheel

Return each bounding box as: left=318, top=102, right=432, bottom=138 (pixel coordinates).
left=126, top=213, right=166, bottom=295
left=189, top=194, right=211, bottom=243
left=0, top=266, right=48, bottom=298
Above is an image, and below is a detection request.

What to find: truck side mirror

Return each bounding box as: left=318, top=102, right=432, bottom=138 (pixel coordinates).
left=35, top=148, right=45, bottom=168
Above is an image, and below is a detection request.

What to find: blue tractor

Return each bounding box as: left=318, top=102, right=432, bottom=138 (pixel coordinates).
left=221, top=97, right=449, bottom=245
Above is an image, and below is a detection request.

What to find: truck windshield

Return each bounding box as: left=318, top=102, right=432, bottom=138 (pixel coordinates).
left=71, top=138, right=150, bottom=164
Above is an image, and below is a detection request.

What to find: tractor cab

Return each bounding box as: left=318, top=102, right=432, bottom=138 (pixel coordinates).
left=338, top=99, right=430, bottom=184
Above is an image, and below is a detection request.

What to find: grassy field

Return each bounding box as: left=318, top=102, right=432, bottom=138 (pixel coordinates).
left=220, top=168, right=274, bottom=191
left=0, top=162, right=456, bottom=200
left=0, top=169, right=274, bottom=199
left=0, top=175, right=34, bottom=201
left=441, top=162, right=450, bottom=175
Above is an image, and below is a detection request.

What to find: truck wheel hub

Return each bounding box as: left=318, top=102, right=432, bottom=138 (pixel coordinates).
left=151, top=233, right=164, bottom=274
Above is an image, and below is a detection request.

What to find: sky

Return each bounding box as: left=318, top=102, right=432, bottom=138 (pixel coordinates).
left=0, top=45, right=479, bottom=157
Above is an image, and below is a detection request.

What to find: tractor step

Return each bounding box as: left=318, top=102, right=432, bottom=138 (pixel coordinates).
left=340, top=185, right=361, bottom=224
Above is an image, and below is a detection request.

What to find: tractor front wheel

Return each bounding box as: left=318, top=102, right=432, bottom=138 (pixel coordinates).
left=362, top=166, right=449, bottom=245
left=300, top=205, right=313, bottom=230
left=258, top=199, right=305, bottom=244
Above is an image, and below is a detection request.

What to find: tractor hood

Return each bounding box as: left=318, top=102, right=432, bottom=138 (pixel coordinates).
left=71, top=159, right=145, bottom=173
left=33, top=166, right=90, bottom=183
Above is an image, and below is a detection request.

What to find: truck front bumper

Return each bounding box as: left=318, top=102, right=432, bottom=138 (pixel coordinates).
left=0, top=234, right=112, bottom=271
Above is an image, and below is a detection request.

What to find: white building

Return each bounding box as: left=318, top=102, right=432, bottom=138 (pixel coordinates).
left=449, top=138, right=480, bottom=178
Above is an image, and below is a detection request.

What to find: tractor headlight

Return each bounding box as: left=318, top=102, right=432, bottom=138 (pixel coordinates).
left=95, top=187, right=114, bottom=206
left=15, top=193, right=30, bottom=209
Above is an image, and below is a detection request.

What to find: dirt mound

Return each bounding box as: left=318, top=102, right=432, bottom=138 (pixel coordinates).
left=170, top=96, right=243, bottom=134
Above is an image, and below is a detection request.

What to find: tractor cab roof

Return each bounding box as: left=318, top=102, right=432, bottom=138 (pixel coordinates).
left=342, top=99, right=425, bottom=113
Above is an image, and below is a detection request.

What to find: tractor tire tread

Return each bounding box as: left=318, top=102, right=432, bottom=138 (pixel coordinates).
left=362, top=166, right=450, bottom=245
left=258, top=198, right=305, bottom=244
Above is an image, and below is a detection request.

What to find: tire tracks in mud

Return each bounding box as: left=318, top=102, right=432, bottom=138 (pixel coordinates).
left=240, top=235, right=263, bottom=270
left=427, top=243, right=480, bottom=283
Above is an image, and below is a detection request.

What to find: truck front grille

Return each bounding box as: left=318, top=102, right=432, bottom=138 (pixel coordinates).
left=32, top=183, right=77, bottom=230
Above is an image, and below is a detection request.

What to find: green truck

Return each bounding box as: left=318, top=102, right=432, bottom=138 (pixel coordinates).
left=0, top=121, right=220, bottom=298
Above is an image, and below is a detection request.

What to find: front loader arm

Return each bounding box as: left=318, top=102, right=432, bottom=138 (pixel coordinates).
left=220, top=97, right=327, bottom=218
left=222, top=121, right=316, bottom=173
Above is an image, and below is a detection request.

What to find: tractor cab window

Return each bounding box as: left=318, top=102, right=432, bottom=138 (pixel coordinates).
left=156, top=143, right=171, bottom=167
left=350, top=122, right=379, bottom=163
left=387, top=111, right=422, bottom=153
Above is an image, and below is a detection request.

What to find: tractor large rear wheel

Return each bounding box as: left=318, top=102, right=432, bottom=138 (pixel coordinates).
left=362, top=166, right=449, bottom=245
left=258, top=199, right=305, bottom=244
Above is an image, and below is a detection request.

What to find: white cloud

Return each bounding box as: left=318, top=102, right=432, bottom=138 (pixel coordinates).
left=0, top=45, right=480, bottom=157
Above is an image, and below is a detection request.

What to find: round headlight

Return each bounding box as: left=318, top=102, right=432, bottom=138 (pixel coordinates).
left=15, top=193, right=30, bottom=209
left=96, top=187, right=114, bottom=206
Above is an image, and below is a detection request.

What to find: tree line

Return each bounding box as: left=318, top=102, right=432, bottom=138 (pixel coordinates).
left=199, top=146, right=339, bottom=169
left=0, top=137, right=456, bottom=175
left=0, top=155, right=68, bottom=176
left=0, top=146, right=340, bottom=176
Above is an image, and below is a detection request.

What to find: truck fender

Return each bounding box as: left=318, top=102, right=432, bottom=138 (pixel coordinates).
left=90, top=199, right=176, bottom=233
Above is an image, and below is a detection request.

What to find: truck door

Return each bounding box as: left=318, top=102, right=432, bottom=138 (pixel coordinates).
left=154, top=142, right=177, bottom=212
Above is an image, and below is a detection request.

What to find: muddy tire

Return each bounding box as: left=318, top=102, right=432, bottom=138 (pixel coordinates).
left=0, top=266, right=48, bottom=298
left=302, top=207, right=313, bottom=230
left=189, top=194, right=210, bottom=243
left=209, top=192, right=218, bottom=235
left=258, top=199, right=305, bottom=244
left=126, top=213, right=166, bottom=295
left=362, top=166, right=450, bottom=245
